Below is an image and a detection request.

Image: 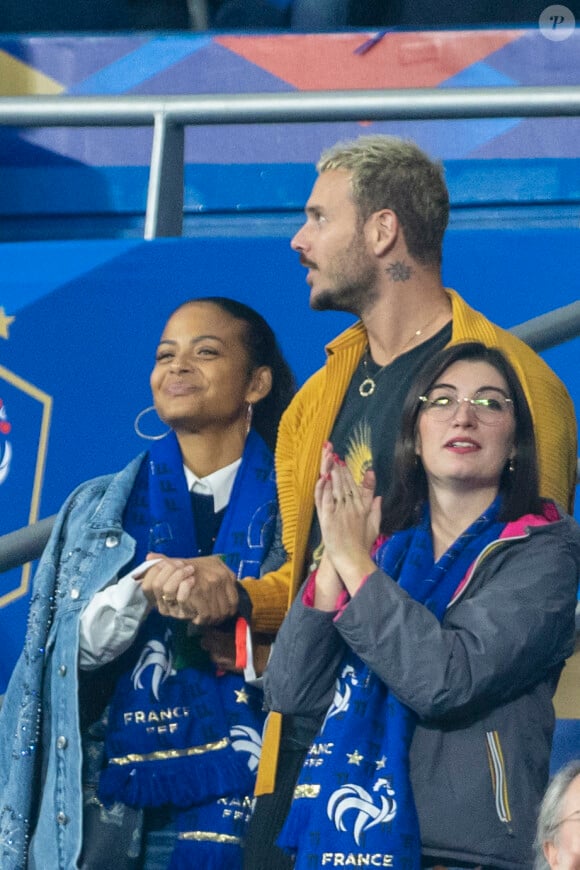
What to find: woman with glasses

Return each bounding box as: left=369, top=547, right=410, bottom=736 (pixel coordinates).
left=263, top=341, right=580, bottom=870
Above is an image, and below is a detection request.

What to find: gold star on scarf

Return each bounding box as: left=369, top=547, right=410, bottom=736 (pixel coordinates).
left=234, top=688, right=249, bottom=704
left=347, top=749, right=364, bottom=766
left=0, top=308, right=15, bottom=340
left=376, top=756, right=387, bottom=770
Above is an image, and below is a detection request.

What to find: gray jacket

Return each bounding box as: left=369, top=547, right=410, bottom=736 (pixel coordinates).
left=264, top=507, right=580, bottom=869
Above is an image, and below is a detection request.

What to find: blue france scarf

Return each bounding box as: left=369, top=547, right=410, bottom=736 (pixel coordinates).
left=278, top=497, right=505, bottom=869
left=98, top=429, right=276, bottom=869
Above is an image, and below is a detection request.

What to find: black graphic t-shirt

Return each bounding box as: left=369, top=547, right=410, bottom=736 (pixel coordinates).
left=308, top=323, right=452, bottom=568
left=332, top=323, right=452, bottom=495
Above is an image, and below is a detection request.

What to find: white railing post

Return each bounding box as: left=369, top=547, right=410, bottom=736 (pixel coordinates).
left=145, top=110, right=185, bottom=239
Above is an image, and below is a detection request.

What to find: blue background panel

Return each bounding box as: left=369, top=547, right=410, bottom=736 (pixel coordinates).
left=1, top=227, right=577, bottom=521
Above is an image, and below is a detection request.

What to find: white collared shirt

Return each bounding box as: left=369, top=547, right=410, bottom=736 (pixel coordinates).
left=184, top=457, right=241, bottom=513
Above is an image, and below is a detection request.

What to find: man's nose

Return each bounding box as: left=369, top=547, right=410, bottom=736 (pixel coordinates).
left=291, top=223, right=308, bottom=252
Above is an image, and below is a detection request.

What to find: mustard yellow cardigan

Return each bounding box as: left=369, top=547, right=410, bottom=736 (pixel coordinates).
left=241, top=288, right=578, bottom=793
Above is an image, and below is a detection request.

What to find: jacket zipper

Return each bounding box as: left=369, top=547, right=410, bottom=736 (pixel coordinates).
left=485, top=729, right=514, bottom=836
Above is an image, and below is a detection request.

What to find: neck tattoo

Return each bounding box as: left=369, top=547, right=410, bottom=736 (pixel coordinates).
left=358, top=307, right=448, bottom=398
left=385, top=260, right=412, bottom=282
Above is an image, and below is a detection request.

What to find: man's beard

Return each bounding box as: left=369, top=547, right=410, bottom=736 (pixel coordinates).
left=308, top=224, right=379, bottom=315
left=311, top=261, right=379, bottom=316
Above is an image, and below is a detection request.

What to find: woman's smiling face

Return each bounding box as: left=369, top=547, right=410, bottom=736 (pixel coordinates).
left=415, top=359, right=517, bottom=496
left=150, top=301, right=261, bottom=436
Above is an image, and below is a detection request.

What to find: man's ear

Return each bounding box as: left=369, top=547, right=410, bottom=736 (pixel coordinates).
left=369, top=208, right=398, bottom=257
left=247, top=366, right=273, bottom=405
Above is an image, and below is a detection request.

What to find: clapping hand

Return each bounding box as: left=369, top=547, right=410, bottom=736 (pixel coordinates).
left=314, top=443, right=381, bottom=600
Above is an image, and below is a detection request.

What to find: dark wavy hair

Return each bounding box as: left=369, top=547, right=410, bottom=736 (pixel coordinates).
left=171, top=296, right=296, bottom=451
left=381, top=342, right=542, bottom=534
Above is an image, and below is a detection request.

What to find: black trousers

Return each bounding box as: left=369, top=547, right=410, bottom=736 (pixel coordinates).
left=243, top=743, right=307, bottom=869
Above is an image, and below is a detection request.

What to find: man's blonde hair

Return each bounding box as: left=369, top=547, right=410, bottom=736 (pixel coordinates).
left=318, top=135, right=449, bottom=267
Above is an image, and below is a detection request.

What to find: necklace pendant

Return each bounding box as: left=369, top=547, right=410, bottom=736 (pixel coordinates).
left=359, top=376, right=376, bottom=398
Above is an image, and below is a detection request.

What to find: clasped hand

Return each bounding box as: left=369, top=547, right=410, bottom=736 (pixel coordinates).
left=139, top=554, right=239, bottom=626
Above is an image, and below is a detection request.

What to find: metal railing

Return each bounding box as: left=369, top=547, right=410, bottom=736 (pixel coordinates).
left=1, top=85, right=580, bottom=237
left=0, top=83, right=579, bottom=573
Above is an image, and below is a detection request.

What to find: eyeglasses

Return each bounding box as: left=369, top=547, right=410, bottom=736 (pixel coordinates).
left=418, top=388, right=514, bottom=425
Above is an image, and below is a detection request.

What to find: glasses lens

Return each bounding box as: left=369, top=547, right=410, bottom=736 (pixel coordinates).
left=470, top=391, right=511, bottom=423
left=422, top=389, right=456, bottom=420
left=422, top=389, right=511, bottom=424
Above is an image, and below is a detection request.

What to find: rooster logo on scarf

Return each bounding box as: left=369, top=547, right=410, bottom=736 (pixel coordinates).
left=131, top=634, right=176, bottom=701
left=327, top=778, right=397, bottom=846
left=230, top=725, right=263, bottom=771
left=320, top=663, right=359, bottom=734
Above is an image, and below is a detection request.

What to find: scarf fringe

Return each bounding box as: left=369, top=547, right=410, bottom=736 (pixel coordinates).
left=168, top=840, right=243, bottom=870
left=98, top=752, right=253, bottom=810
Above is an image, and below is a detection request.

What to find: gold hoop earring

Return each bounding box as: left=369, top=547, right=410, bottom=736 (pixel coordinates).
left=134, top=405, right=170, bottom=441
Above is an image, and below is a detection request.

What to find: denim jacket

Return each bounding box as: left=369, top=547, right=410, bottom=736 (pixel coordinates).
left=0, top=456, right=143, bottom=870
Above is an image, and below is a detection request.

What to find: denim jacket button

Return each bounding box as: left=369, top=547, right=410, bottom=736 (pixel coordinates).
left=70, top=588, right=80, bottom=601
left=58, top=665, right=67, bottom=676
left=56, top=736, right=68, bottom=750
left=105, top=535, right=119, bottom=548
left=56, top=812, right=69, bottom=825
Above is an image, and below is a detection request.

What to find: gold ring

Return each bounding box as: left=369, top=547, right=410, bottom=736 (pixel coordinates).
left=162, top=595, right=176, bottom=605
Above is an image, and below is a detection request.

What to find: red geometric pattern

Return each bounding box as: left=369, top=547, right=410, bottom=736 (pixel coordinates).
left=216, top=30, right=524, bottom=90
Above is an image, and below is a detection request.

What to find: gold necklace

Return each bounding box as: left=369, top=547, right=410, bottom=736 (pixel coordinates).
left=358, top=308, right=448, bottom=398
